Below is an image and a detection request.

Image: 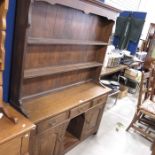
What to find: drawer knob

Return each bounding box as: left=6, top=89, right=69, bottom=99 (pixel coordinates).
left=24, top=134, right=29, bottom=138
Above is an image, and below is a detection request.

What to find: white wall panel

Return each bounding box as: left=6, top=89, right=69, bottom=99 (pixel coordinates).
left=104, top=0, right=154, bottom=39
left=105, top=0, right=141, bottom=11
left=138, top=0, right=155, bottom=39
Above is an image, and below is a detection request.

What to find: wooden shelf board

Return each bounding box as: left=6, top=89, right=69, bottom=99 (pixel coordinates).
left=24, top=62, right=103, bottom=79
left=100, top=65, right=128, bottom=76
left=64, top=132, right=79, bottom=151
left=27, top=37, right=108, bottom=46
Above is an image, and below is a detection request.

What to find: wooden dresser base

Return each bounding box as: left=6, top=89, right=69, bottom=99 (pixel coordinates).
left=25, top=82, right=110, bottom=155
left=0, top=104, right=35, bottom=155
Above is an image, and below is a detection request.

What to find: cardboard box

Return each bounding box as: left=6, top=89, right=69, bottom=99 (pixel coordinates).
left=118, top=85, right=128, bottom=99
left=125, top=69, right=137, bottom=77
left=124, top=69, right=142, bottom=82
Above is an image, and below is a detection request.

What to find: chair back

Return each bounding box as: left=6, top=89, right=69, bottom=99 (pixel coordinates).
left=150, top=69, right=155, bottom=100
left=137, top=70, right=154, bottom=109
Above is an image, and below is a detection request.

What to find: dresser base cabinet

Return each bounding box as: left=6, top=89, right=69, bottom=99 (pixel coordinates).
left=27, top=83, right=109, bottom=155
left=30, top=103, right=106, bottom=155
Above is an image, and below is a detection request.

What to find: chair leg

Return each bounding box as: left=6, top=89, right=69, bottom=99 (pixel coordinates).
left=126, top=112, right=141, bottom=131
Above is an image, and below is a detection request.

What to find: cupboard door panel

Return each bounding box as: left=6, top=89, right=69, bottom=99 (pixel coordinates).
left=0, top=137, right=22, bottom=155
left=54, top=121, right=69, bottom=155
left=38, top=129, right=57, bottom=155
left=30, top=121, right=69, bottom=155
left=83, top=103, right=104, bottom=138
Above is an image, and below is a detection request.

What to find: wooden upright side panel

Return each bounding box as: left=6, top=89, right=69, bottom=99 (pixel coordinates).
left=9, top=0, right=31, bottom=107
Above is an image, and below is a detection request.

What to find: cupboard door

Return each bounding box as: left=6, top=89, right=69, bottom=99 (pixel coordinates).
left=38, top=129, right=57, bottom=155
left=0, top=137, right=21, bottom=155
left=30, top=121, right=69, bottom=155
left=54, top=121, right=69, bottom=155
left=82, top=103, right=105, bottom=138
left=0, top=132, right=30, bottom=155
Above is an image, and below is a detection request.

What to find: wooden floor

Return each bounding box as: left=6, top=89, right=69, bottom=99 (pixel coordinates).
left=66, top=93, right=152, bottom=155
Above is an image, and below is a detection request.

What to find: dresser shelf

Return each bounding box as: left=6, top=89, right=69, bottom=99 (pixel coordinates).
left=28, top=37, right=108, bottom=46
left=24, top=62, right=102, bottom=79
left=64, top=132, right=79, bottom=152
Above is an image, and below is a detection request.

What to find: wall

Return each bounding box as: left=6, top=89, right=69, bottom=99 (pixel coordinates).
left=105, top=0, right=155, bottom=40
left=138, top=0, right=155, bottom=39
left=105, top=0, right=141, bottom=11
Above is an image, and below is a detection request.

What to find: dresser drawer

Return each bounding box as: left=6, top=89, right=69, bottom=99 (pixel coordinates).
left=37, top=112, right=69, bottom=133
left=70, top=101, right=91, bottom=118
left=92, top=95, right=107, bottom=106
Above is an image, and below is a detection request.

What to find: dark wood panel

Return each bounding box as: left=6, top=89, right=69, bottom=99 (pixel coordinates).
left=25, top=45, right=100, bottom=69
left=33, top=0, right=120, bottom=20
left=30, top=2, right=113, bottom=42
left=22, top=69, right=95, bottom=98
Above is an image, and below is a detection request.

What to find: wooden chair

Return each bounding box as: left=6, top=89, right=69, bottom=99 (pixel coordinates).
left=126, top=69, right=155, bottom=141
left=152, top=140, right=155, bottom=155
